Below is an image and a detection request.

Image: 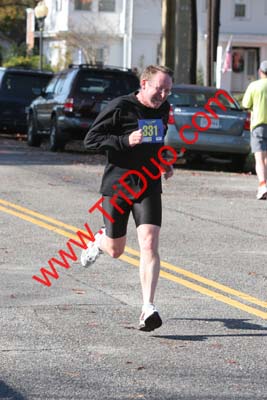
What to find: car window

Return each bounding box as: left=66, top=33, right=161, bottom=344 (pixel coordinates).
left=215, top=91, right=238, bottom=109
left=168, top=92, right=210, bottom=107
left=54, top=74, right=67, bottom=95
left=169, top=90, right=238, bottom=110
left=202, top=91, right=238, bottom=110
left=45, top=75, right=59, bottom=94
left=75, top=71, right=139, bottom=96
left=78, top=77, right=107, bottom=94
left=168, top=92, right=191, bottom=106
left=2, top=73, right=51, bottom=98
left=194, top=93, right=207, bottom=106
left=61, top=70, right=76, bottom=94
left=0, top=69, right=5, bottom=83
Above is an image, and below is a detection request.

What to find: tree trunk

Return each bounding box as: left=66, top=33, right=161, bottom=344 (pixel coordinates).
left=161, top=0, right=176, bottom=71
left=161, top=0, right=198, bottom=84
left=206, top=0, right=212, bottom=85
left=206, top=0, right=221, bottom=86
left=190, top=0, right=197, bottom=84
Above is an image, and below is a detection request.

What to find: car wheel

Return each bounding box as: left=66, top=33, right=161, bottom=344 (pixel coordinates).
left=231, top=154, right=248, bottom=171
left=27, top=114, right=41, bottom=147
left=49, top=117, right=65, bottom=152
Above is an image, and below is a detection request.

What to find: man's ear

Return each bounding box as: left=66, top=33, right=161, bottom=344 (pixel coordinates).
left=140, top=79, right=146, bottom=90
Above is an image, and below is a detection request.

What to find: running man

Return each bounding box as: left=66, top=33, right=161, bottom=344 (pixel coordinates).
left=242, top=60, right=267, bottom=200
left=81, top=65, right=174, bottom=331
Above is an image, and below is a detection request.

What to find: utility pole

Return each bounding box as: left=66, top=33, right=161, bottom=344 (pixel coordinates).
left=206, top=0, right=221, bottom=86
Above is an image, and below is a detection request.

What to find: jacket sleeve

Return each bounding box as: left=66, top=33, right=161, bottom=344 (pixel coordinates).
left=84, top=101, right=130, bottom=152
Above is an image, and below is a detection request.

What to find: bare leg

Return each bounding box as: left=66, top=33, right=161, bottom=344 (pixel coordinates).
left=98, top=231, right=126, bottom=259
left=254, top=151, right=267, bottom=183
left=136, top=224, right=161, bottom=305
left=81, top=228, right=126, bottom=267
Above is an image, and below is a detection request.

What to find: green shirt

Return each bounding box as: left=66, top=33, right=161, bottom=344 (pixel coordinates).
left=242, top=78, right=267, bottom=131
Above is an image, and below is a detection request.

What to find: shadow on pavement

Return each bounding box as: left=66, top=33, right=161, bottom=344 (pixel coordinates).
left=0, top=380, right=26, bottom=400
left=174, top=155, right=255, bottom=175
left=168, top=318, right=267, bottom=330
left=152, top=318, right=267, bottom=341
left=153, top=333, right=267, bottom=341
left=0, top=134, right=105, bottom=166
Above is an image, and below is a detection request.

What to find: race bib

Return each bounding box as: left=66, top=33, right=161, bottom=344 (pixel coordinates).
left=138, top=119, right=164, bottom=143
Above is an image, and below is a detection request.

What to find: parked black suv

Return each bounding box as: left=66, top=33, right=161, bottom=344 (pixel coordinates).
left=0, top=67, right=53, bottom=134
left=27, top=64, right=140, bottom=151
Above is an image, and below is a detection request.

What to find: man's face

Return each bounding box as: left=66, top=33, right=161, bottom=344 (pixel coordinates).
left=140, top=71, right=173, bottom=109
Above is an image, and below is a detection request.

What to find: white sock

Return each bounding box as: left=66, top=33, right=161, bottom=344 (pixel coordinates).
left=142, top=303, right=154, bottom=312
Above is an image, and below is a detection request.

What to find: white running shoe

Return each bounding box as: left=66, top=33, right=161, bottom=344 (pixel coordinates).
left=256, top=185, right=267, bottom=200
left=80, top=227, right=105, bottom=267
left=139, top=304, right=162, bottom=332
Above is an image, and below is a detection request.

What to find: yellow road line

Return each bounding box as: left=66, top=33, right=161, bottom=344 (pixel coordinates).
left=0, top=199, right=149, bottom=258
left=119, top=255, right=267, bottom=320
left=1, top=199, right=266, bottom=319
left=2, top=198, right=265, bottom=308
left=159, top=270, right=267, bottom=319
left=160, top=260, right=267, bottom=308
left=121, top=247, right=267, bottom=309
left=0, top=198, right=78, bottom=232
left=0, top=205, right=78, bottom=240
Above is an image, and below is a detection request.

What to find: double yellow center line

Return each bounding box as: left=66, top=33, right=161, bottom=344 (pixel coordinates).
left=1, top=197, right=267, bottom=319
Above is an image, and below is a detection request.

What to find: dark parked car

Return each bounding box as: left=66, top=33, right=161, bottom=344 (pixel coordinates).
left=165, top=84, right=251, bottom=170
left=0, top=67, right=53, bottom=134
left=27, top=64, right=140, bottom=151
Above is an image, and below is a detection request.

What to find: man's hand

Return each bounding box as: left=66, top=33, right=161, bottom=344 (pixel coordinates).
left=163, top=165, right=174, bottom=180
left=129, top=129, right=143, bottom=147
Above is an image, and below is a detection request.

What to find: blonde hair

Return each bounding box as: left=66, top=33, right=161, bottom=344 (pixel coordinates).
left=140, top=65, right=174, bottom=82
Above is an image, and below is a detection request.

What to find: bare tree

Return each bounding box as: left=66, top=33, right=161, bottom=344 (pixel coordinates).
left=56, top=15, right=116, bottom=66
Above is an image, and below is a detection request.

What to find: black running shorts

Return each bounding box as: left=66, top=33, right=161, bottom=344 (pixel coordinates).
left=101, top=193, right=162, bottom=239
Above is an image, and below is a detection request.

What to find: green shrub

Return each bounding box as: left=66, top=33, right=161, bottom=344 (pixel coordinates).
left=3, top=55, right=53, bottom=71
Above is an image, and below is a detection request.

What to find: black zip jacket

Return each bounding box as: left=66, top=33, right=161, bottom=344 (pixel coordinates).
left=84, top=92, right=170, bottom=198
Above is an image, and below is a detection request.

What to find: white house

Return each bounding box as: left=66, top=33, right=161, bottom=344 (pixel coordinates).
left=197, top=0, right=267, bottom=92
left=38, top=0, right=162, bottom=73
left=33, top=0, right=267, bottom=93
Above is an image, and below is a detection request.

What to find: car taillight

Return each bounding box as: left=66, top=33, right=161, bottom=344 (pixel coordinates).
left=168, top=105, right=175, bottom=124
left=244, top=111, right=250, bottom=130
left=64, top=98, right=74, bottom=113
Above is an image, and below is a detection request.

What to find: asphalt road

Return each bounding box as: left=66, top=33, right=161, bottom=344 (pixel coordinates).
left=1, top=135, right=267, bottom=400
